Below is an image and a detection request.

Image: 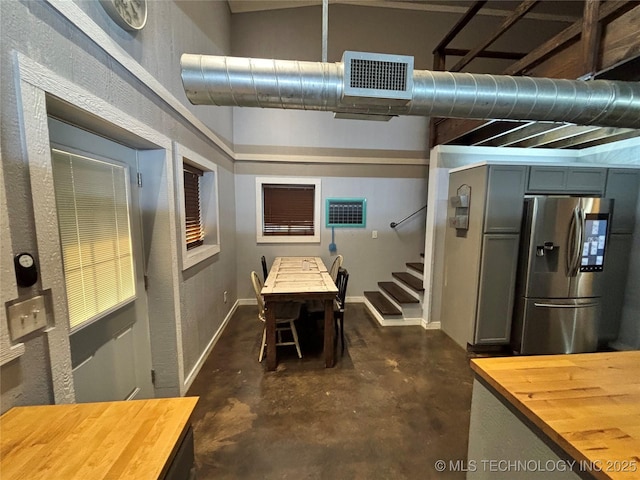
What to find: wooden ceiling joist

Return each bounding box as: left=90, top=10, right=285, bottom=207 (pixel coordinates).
left=451, top=0, right=539, bottom=72
left=431, top=1, right=640, bottom=150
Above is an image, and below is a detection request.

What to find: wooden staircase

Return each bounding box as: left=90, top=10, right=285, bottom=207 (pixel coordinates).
left=364, top=262, right=424, bottom=326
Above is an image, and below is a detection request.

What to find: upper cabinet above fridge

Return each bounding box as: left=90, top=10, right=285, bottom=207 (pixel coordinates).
left=605, top=169, right=640, bottom=234
left=527, top=166, right=607, bottom=194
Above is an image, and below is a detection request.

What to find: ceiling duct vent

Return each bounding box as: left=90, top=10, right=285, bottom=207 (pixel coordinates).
left=342, top=51, right=414, bottom=106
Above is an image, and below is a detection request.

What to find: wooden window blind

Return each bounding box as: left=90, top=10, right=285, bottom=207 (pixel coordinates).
left=51, top=149, right=135, bottom=330
left=263, top=184, right=315, bottom=236
left=184, top=164, right=204, bottom=250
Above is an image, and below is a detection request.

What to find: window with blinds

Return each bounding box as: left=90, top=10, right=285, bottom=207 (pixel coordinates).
left=51, top=149, right=135, bottom=331
left=262, top=184, right=315, bottom=236
left=183, top=164, right=204, bottom=250
left=255, top=177, right=321, bottom=244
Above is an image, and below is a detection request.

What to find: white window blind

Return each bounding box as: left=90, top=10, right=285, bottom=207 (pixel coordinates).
left=51, top=149, right=135, bottom=330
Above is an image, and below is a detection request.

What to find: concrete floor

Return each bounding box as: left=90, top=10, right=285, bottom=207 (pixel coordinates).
left=187, top=304, right=474, bottom=479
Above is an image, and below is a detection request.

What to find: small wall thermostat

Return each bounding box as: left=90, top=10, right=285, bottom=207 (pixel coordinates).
left=14, top=252, right=38, bottom=287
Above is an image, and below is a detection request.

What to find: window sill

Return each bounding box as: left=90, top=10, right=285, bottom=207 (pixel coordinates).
left=182, top=244, right=220, bottom=271
left=257, top=235, right=320, bottom=244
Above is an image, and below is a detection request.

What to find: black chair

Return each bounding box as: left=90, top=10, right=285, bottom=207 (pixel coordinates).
left=261, top=255, right=268, bottom=282
left=334, top=267, right=349, bottom=354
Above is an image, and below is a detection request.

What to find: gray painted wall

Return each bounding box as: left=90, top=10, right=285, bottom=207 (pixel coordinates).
left=468, top=379, right=581, bottom=480
left=235, top=163, right=428, bottom=300
left=0, top=0, right=235, bottom=411
left=230, top=4, right=572, bottom=155
left=581, top=141, right=640, bottom=349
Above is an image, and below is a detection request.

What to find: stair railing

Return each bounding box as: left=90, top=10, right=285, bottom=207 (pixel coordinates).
left=390, top=204, right=427, bottom=229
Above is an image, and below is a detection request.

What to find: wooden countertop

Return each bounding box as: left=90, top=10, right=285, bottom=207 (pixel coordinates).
left=471, top=352, right=640, bottom=480
left=0, top=397, right=199, bottom=480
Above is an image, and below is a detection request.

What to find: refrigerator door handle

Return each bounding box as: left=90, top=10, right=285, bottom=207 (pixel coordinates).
left=533, top=302, right=599, bottom=309
left=566, top=207, right=581, bottom=277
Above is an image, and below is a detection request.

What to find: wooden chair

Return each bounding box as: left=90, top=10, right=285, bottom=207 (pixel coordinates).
left=306, top=254, right=344, bottom=314
left=334, top=267, right=349, bottom=354
left=305, top=267, right=349, bottom=354
left=261, top=256, right=268, bottom=282
left=328, top=254, right=343, bottom=282
left=251, top=271, right=302, bottom=362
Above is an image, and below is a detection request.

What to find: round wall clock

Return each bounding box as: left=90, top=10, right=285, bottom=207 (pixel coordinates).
left=99, top=0, right=147, bottom=32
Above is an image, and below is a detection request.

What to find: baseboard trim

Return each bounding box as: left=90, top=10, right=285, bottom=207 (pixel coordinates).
left=182, top=299, right=239, bottom=392
left=238, top=298, right=257, bottom=306
left=422, top=320, right=441, bottom=330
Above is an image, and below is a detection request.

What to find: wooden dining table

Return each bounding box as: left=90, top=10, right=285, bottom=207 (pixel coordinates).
left=261, top=256, right=339, bottom=371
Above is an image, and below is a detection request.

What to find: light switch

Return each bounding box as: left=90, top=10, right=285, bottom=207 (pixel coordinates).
left=7, top=295, right=48, bottom=341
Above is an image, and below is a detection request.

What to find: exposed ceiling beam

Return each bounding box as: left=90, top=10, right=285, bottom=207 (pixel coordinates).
left=480, top=122, right=568, bottom=147
left=451, top=0, right=539, bottom=72
left=514, top=125, right=602, bottom=148
left=227, top=1, right=580, bottom=22
left=541, top=127, right=639, bottom=149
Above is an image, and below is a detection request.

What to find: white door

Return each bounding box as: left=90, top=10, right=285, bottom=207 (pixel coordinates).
left=48, top=118, right=154, bottom=402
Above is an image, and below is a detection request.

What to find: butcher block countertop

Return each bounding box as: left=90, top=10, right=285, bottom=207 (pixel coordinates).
left=0, top=397, right=199, bottom=480
left=471, top=352, right=640, bottom=480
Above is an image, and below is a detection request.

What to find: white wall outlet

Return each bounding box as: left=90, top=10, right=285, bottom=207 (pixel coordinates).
left=223, top=291, right=228, bottom=303
left=372, top=230, right=378, bottom=239
left=7, top=295, right=47, bottom=341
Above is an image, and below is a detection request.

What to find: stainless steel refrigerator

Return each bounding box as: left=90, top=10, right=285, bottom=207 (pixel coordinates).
left=511, top=196, right=613, bottom=355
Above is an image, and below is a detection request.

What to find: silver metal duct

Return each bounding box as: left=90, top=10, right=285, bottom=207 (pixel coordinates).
left=180, top=53, right=640, bottom=129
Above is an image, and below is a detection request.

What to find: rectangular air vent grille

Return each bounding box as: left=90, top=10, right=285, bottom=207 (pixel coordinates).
left=342, top=51, right=413, bottom=104
left=326, top=198, right=366, bottom=228
left=350, top=59, right=408, bottom=91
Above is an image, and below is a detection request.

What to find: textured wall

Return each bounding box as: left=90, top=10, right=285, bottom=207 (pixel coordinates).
left=180, top=166, right=237, bottom=378
left=580, top=139, right=640, bottom=349
left=617, top=192, right=640, bottom=349
left=0, top=0, right=234, bottom=410
left=234, top=163, right=428, bottom=300
left=468, top=379, right=581, bottom=480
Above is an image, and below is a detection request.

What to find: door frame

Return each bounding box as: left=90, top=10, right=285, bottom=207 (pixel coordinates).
left=16, top=53, right=186, bottom=402
left=48, top=122, right=154, bottom=401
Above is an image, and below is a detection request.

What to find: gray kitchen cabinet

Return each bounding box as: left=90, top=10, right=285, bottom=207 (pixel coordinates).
left=475, top=234, right=520, bottom=344
left=605, top=169, right=640, bottom=234
left=441, top=166, right=488, bottom=349
left=566, top=167, right=607, bottom=192
left=442, top=162, right=637, bottom=351
left=527, top=166, right=606, bottom=194
left=484, top=165, right=527, bottom=233
left=442, top=165, right=524, bottom=349
left=599, top=234, right=633, bottom=344
left=527, top=166, right=566, bottom=192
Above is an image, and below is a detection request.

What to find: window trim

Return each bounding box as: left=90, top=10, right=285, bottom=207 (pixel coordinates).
left=256, top=177, right=321, bottom=244
left=174, top=142, right=220, bottom=270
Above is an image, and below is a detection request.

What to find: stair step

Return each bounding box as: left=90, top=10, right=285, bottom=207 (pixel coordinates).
left=392, top=272, right=424, bottom=292
left=364, top=291, right=402, bottom=316
left=378, top=282, right=419, bottom=304
left=406, top=262, right=424, bottom=273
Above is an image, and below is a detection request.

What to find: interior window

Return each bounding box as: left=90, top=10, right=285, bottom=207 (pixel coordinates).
left=256, top=177, right=321, bottom=243
left=175, top=143, right=220, bottom=270
left=183, top=163, right=204, bottom=250
left=51, top=149, right=135, bottom=330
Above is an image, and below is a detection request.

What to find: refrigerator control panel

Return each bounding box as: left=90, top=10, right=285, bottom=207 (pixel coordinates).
left=580, top=214, right=609, bottom=272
